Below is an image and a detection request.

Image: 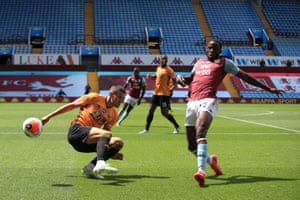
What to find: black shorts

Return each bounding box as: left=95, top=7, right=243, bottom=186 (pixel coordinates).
left=68, top=124, right=97, bottom=153
left=151, top=95, right=170, bottom=109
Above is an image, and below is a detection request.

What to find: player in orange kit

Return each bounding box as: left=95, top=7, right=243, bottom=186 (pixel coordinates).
left=41, top=85, right=126, bottom=179
left=139, top=55, right=180, bottom=134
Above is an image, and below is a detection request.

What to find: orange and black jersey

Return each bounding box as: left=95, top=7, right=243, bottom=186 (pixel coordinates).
left=154, top=66, right=176, bottom=96
left=71, top=93, right=118, bottom=130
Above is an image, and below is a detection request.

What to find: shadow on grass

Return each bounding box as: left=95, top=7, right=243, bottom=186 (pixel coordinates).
left=102, top=174, right=170, bottom=186
left=118, top=125, right=170, bottom=129
left=206, top=174, right=299, bottom=186
left=63, top=174, right=169, bottom=186
left=52, top=183, right=73, bottom=187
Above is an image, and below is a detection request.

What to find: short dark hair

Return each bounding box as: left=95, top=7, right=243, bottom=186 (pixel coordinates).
left=161, top=55, right=168, bottom=60
left=110, top=85, right=126, bottom=94
left=210, top=39, right=222, bottom=49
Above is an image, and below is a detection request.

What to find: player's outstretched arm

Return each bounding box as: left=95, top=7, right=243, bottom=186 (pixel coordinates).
left=236, top=69, right=285, bottom=96
left=41, top=98, right=82, bottom=125
left=176, top=75, right=193, bottom=87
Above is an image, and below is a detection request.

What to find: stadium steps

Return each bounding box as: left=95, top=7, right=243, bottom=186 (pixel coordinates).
left=84, top=0, right=95, bottom=45
left=87, top=71, right=99, bottom=93
left=31, top=48, right=42, bottom=54
left=193, top=1, right=213, bottom=44
left=223, top=75, right=240, bottom=98
left=84, top=0, right=99, bottom=92
left=264, top=49, right=275, bottom=56
left=253, top=5, right=275, bottom=56
left=253, top=5, right=275, bottom=38
left=149, top=48, right=160, bottom=55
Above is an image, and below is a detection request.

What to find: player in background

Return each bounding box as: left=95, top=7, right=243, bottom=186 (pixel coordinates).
left=41, top=85, right=126, bottom=179
left=176, top=40, right=284, bottom=186
left=139, top=55, right=180, bottom=134
left=117, top=67, right=146, bottom=126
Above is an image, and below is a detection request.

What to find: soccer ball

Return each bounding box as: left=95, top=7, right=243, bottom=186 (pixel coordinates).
left=22, top=117, right=43, bottom=137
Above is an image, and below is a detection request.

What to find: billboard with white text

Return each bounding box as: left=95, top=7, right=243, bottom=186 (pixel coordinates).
left=0, top=72, right=87, bottom=97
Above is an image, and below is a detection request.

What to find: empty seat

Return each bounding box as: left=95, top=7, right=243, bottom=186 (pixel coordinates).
left=201, top=0, right=263, bottom=45
left=263, top=1, right=300, bottom=37
left=0, top=0, right=84, bottom=45
left=94, top=0, right=204, bottom=54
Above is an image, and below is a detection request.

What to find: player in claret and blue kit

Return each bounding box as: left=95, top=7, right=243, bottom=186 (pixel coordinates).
left=177, top=40, right=284, bottom=186
left=117, top=67, right=146, bottom=126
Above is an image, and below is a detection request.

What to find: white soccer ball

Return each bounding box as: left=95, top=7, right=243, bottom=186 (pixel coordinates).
left=22, top=117, right=43, bottom=137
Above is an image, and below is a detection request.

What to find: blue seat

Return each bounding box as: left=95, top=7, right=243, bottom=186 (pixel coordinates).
left=272, top=38, right=300, bottom=56
left=201, top=0, right=263, bottom=45
left=230, top=46, right=265, bottom=56
left=263, top=1, right=300, bottom=37
left=101, top=45, right=149, bottom=54
left=94, top=0, right=204, bottom=54
left=43, top=45, right=80, bottom=54
left=0, top=0, right=84, bottom=45
left=14, top=45, right=32, bottom=54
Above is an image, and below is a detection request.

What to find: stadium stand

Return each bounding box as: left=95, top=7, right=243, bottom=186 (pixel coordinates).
left=94, top=0, right=204, bottom=54
left=14, top=45, right=32, bottom=54
left=230, top=46, right=265, bottom=56
left=262, top=0, right=300, bottom=56
left=271, top=38, right=300, bottom=56
left=200, top=0, right=264, bottom=45
left=262, top=1, right=300, bottom=37
left=0, top=0, right=299, bottom=101
left=0, top=0, right=84, bottom=45
left=160, top=45, right=206, bottom=55
left=0, top=0, right=298, bottom=56
left=43, top=45, right=80, bottom=54
left=100, top=45, right=149, bottom=54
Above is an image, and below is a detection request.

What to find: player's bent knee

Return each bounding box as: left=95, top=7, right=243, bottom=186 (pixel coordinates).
left=110, top=137, right=124, bottom=149
left=90, top=127, right=112, bottom=137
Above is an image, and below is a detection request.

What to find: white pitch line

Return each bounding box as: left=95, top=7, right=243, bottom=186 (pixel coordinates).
left=235, top=111, right=274, bottom=116
left=173, top=106, right=300, bottom=134
left=217, top=114, right=300, bottom=134
left=0, top=132, right=65, bottom=135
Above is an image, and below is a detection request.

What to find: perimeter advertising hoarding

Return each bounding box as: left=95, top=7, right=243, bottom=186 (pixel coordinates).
left=0, top=71, right=87, bottom=97
left=14, top=54, right=80, bottom=65
left=96, top=72, right=300, bottom=104
left=100, top=54, right=300, bottom=67
left=13, top=54, right=300, bottom=67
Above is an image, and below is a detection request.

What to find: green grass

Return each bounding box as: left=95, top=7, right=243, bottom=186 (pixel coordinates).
left=0, top=103, right=299, bottom=200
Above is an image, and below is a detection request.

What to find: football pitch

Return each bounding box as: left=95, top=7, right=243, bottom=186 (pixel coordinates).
left=0, top=102, right=299, bottom=200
